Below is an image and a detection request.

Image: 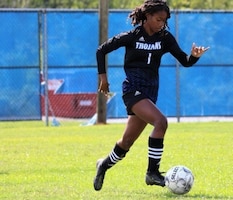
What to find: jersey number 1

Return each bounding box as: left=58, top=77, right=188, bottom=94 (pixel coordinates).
left=147, top=53, right=152, bottom=64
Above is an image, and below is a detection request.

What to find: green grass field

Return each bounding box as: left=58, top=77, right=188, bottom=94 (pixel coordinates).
left=0, top=120, right=232, bottom=200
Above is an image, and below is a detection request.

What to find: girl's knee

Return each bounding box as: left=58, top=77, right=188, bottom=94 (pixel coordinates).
left=155, top=115, right=168, bottom=132
left=162, top=115, right=168, bottom=130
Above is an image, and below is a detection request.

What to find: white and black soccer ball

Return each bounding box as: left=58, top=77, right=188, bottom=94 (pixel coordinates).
left=165, top=165, right=194, bottom=195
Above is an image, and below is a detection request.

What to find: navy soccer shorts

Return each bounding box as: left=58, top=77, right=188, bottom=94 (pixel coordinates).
left=122, top=90, right=149, bottom=115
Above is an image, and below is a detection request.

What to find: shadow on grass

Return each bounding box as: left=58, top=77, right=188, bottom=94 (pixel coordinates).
left=164, top=191, right=231, bottom=199
left=0, top=171, right=9, bottom=175
left=83, top=187, right=232, bottom=200
left=128, top=190, right=232, bottom=200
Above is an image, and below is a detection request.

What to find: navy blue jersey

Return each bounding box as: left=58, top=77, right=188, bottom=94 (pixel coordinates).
left=96, top=26, right=199, bottom=103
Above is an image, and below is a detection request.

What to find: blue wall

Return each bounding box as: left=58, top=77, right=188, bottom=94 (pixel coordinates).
left=46, top=10, right=233, bottom=117
left=0, top=10, right=232, bottom=119
left=0, top=11, right=40, bottom=120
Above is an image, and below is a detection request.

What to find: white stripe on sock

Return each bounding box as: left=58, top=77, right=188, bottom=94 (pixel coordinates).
left=109, top=151, right=122, bottom=164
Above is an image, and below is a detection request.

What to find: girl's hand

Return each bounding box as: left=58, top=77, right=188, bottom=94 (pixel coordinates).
left=191, top=43, right=210, bottom=57
left=98, top=74, right=109, bottom=95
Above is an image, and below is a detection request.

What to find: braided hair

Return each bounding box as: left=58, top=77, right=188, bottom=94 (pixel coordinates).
left=129, top=0, right=170, bottom=29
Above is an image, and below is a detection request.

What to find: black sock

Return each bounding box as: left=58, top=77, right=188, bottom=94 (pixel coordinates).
left=102, top=143, right=128, bottom=169
left=147, top=137, right=164, bottom=173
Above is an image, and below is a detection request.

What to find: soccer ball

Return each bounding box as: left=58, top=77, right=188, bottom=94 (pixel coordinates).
left=165, top=165, right=194, bottom=195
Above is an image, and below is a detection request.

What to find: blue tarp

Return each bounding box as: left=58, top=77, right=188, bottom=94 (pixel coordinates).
left=0, top=11, right=40, bottom=120
left=0, top=10, right=232, bottom=119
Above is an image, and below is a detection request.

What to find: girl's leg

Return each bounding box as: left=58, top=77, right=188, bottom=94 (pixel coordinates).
left=131, top=99, right=168, bottom=186
left=94, top=98, right=167, bottom=190
left=132, top=98, right=167, bottom=138
left=94, top=115, right=147, bottom=191
left=117, top=115, right=147, bottom=150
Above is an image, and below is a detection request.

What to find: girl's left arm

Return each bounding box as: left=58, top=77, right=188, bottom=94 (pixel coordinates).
left=165, top=32, right=209, bottom=67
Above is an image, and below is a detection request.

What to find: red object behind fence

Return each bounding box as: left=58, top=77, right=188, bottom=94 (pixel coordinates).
left=41, top=92, right=97, bottom=118
left=40, top=79, right=97, bottom=118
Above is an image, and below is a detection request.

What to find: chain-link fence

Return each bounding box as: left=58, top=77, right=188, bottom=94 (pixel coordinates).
left=0, top=10, right=40, bottom=120
left=0, top=9, right=233, bottom=124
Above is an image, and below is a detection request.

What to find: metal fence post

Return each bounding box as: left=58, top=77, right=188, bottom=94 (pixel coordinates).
left=42, top=9, right=49, bottom=126
left=175, top=10, right=181, bottom=123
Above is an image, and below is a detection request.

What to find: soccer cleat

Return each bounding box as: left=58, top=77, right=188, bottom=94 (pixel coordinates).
left=93, top=158, right=107, bottom=191
left=145, top=171, right=165, bottom=187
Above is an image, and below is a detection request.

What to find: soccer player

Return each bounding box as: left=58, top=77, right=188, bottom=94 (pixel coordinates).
left=94, top=0, right=209, bottom=191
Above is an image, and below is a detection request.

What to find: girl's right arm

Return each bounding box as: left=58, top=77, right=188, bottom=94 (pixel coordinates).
left=96, top=31, right=132, bottom=94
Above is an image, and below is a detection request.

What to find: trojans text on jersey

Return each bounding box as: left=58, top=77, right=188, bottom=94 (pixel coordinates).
left=135, top=41, right=161, bottom=50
